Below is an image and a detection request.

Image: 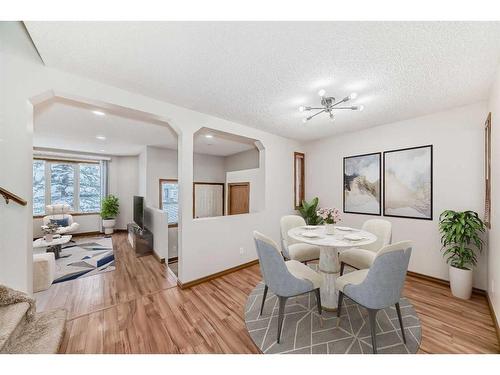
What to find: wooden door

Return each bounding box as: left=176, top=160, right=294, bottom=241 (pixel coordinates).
left=228, top=182, right=250, bottom=215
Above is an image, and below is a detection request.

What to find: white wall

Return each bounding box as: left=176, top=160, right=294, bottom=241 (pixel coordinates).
left=144, top=206, right=169, bottom=260
left=142, top=146, right=226, bottom=261
left=138, top=149, right=147, bottom=198
left=0, top=23, right=41, bottom=292
left=226, top=168, right=265, bottom=214
left=488, top=65, right=500, bottom=323
left=2, top=22, right=493, bottom=296
left=0, top=22, right=300, bottom=290
left=225, top=148, right=260, bottom=172
left=193, top=153, right=226, bottom=183
left=305, top=102, right=488, bottom=290
left=109, top=155, right=139, bottom=230
left=142, top=146, right=226, bottom=208
left=143, top=146, right=178, bottom=208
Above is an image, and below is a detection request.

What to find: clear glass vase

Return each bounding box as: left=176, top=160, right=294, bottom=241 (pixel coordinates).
left=325, top=223, right=335, bottom=235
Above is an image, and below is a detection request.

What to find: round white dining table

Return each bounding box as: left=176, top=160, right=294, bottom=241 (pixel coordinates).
left=287, top=225, right=377, bottom=310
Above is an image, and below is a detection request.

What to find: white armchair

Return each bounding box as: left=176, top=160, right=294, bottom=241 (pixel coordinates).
left=42, top=204, right=80, bottom=235
left=339, top=219, right=392, bottom=275
left=280, top=215, right=320, bottom=263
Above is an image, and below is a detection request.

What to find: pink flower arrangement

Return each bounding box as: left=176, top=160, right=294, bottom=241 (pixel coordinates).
left=317, top=207, right=342, bottom=224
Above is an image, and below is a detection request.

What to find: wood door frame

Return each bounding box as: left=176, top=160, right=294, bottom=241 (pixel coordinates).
left=227, top=182, right=250, bottom=216
left=159, top=178, right=179, bottom=228
left=193, top=182, right=225, bottom=218
left=294, top=152, right=305, bottom=209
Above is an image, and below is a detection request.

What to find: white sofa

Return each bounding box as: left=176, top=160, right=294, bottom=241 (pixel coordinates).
left=42, top=204, right=80, bottom=235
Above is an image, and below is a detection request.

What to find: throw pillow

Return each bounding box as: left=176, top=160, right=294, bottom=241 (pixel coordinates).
left=50, top=218, right=69, bottom=227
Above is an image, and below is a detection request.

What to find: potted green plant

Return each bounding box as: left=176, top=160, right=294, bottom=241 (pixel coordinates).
left=101, top=195, right=120, bottom=235
left=297, top=197, right=324, bottom=225
left=439, top=210, right=485, bottom=299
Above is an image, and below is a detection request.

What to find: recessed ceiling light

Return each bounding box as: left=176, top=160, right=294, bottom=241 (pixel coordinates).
left=92, top=110, right=106, bottom=116
left=96, top=135, right=106, bottom=141
left=205, top=134, right=214, bottom=138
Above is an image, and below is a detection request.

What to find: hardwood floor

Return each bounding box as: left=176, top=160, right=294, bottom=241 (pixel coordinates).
left=35, top=233, right=178, bottom=321
left=35, top=233, right=499, bottom=354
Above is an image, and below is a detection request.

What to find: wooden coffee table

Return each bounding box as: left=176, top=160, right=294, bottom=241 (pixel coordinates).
left=33, top=235, right=72, bottom=259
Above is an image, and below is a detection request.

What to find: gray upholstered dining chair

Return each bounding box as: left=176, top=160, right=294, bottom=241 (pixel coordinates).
left=339, top=219, right=392, bottom=275
left=280, top=215, right=320, bottom=263
left=335, top=240, right=413, bottom=354
left=253, top=230, right=322, bottom=343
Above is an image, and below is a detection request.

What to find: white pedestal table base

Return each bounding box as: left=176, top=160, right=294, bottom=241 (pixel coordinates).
left=318, top=246, right=341, bottom=310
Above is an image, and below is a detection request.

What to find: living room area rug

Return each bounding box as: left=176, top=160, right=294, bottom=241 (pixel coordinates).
left=53, top=237, right=115, bottom=284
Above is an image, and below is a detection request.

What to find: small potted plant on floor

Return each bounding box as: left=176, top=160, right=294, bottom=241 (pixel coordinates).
left=317, top=207, right=342, bottom=235
left=101, top=195, right=120, bottom=235
left=297, top=197, right=324, bottom=225
left=439, top=210, right=485, bottom=299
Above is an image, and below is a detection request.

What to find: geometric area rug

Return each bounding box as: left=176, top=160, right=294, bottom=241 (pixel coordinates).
left=52, top=237, right=115, bottom=284
left=244, top=276, right=422, bottom=354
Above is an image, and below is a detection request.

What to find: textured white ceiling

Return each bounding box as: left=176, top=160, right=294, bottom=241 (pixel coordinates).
left=26, top=21, right=500, bottom=141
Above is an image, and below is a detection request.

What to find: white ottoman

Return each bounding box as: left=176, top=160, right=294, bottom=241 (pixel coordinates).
left=33, top=252, right=56, bottom=292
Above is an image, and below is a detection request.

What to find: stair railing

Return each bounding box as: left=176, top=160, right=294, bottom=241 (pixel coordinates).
left=0, top=187, right=27, bottom=206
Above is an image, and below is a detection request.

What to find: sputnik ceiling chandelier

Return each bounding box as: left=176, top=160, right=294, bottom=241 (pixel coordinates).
left=299, top=89, right=364, bottom=123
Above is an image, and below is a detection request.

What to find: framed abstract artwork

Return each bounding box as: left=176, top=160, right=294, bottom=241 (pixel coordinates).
left=383, top=145, right=433, bottom=220
left=343, top=152, right=381, bottom=215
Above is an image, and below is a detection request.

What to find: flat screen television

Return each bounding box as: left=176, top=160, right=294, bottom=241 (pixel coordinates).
left=133, top=196, right=144, bottom=229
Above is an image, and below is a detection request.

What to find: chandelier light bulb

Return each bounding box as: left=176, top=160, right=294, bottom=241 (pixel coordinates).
left=299, top=106, right=305, bottom=112
left=302, top=117, right=308, bottom=123
left=349, top=92, right=358, bottom=100
left=318, top=89, right=326, bottom=97
left=358, top=105, right=365, bottom=111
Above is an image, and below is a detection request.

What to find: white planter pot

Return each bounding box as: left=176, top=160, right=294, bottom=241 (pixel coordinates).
left=325, top=223, right=335, bottom=235
left=102, top=219, right=116, bottom=235
left=449, top=265, right=473, bottom=300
